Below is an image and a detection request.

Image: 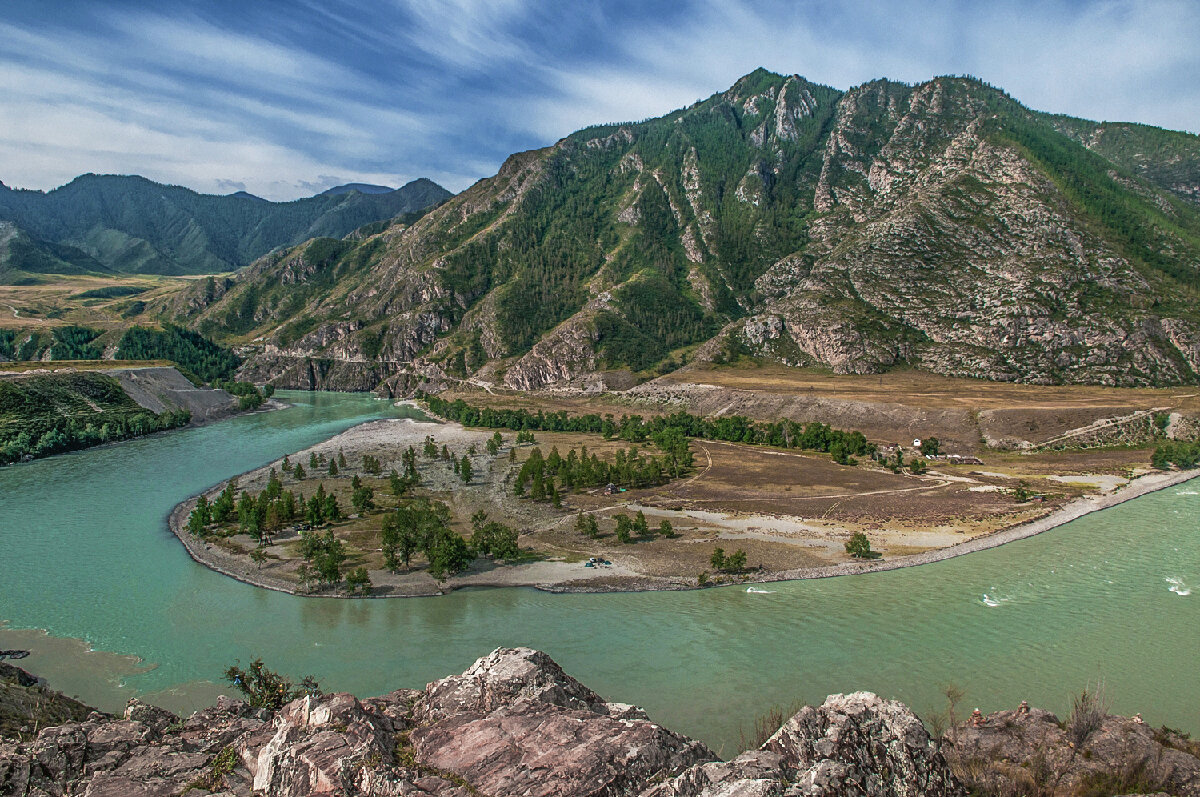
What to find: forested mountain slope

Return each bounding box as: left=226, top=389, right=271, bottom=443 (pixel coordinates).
left=0, top=176, right=451, bottom=276
left=167, top=69, right=1200, bottom=390
left=0, top=221, right=110, bottom=284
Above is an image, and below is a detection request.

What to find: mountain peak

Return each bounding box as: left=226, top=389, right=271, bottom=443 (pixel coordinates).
left=319, top=182, right=396, bottom=197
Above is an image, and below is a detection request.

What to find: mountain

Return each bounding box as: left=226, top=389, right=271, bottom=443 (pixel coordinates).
left=0, top=220, right=110, bottom=284
left=169, top=69, right=1200, bottom=390
left=0, top=176, right=451, bottom=276
left=319, top=183, right=396, bottom=196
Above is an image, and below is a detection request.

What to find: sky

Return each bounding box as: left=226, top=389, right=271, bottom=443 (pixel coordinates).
left=2, top=0, right=1197, bottom=201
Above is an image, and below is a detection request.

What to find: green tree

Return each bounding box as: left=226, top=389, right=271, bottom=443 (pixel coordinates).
left=223, top=659, right=321, bottom=710
left=187, top=504, right=208, bottom=536
left=313, top=531, right=346, bottom=585
left=423, top=435, right=438, bottom=458
left=845, top=532, right=875, bottom=559
left=309, top=452, right=318, bottom=469
left=265, top=469, right=282, bottom=500
left=615, top=515, right=633, bottom=544
left=352, top=485, right=375, bottom=514
left=328, top=458, right=339, bottom=476
left=381, top=512, right=420, bottom=572
left=212, top=480, right=236, bottom=523
left=710, top=547, right=726, bottom=570
left=920, top=437, right=941, bottom=456
left=651, top=426, right=692, bottom=477
left=658, top=519, right=675, bottom=538
left=293, top=463, right=305, bottom=480
left=345, top=566, right=371, bottom=595
left=633, top=510, right=650, bottom=537
left=575, top=513, right=599, bottom=538
left=459, top=455, right=473, bottom=484
left=250, top=546, right=267, bottom=569
left=426, top=531, right=473, bottom=581
left=338, top=450, right=347, bottom=468
left=726, top=549, right=747, bottom=572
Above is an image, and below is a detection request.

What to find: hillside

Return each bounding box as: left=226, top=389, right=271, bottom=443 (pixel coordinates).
left=0, top=176, right=451, bottom=277
left=0, top=221, right=110, bottom=284
left=0, top=364, right=243, bottom=465
left=169, top=69, right=1200, bottom=390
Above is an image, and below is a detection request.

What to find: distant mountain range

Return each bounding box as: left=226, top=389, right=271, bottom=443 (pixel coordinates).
left=0, top=175, right=450, bottom=280
left=319, top=183, right=396, bottom=196
left=167, top=68, right=1200, bottom=389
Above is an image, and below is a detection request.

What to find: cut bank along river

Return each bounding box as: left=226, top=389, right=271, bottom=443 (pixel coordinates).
left=1, top=391, right=1196, bottom=755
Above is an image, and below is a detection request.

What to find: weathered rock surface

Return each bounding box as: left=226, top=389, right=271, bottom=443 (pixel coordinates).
left=647, top=693, right=965, bottom=797
left=0, top=648, right=967, bottom=797
left=11, top=649, right=1196, bottom=797
left=944, top=703, right=1200, bottom=796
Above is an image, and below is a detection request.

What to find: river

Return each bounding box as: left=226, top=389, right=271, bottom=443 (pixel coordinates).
left=0, top=390, right=1196, bottom=755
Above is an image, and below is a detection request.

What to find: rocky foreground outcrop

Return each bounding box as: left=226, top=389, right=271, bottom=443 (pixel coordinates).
left=4, top=649, right=1198, bottom=796
left=944, top=702, right=1200, bottom=796
left=0, top=648, right=964, bottom=797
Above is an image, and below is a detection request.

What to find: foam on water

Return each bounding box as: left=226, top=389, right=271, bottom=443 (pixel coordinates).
left=981, top=593, right=1012, bottom=607
left=746, top=587, right=776, bottom=594
left=1166, top=577, right=1192, bottom=596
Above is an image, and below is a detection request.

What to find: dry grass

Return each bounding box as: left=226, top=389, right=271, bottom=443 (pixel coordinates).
left=0, top=275, right=192, bottom=330
left=660, top=361, right=1200, bottom=414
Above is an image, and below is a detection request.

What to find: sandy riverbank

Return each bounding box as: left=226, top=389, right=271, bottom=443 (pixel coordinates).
left=166, top=413, right=1199, bottom=597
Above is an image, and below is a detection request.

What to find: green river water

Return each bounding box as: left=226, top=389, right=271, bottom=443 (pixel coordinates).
left=0, top=390, right=1196, bottom=754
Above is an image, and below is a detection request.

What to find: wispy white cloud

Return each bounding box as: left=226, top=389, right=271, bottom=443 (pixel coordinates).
left=0, top=0, right=1196, bottom=202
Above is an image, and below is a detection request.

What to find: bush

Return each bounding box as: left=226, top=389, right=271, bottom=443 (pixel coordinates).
left=1066, top=683, right=1109, bottom=748
left=223, top=658, right=321, bottom=710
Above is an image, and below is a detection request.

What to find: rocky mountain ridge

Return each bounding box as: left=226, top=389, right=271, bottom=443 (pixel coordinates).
left=3, top=648, right=1197, bottom=796
left=165, top=69, right=1200, bottom=391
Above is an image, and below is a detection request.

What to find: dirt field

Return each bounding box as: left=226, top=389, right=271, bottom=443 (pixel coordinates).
left=0, top=275, right=192, bottom=331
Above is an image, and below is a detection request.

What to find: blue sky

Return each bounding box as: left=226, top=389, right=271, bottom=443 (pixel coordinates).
left=2, top=0, right=1197, bottom=200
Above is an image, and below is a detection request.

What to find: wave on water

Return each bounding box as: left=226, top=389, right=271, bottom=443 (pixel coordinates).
left=981, top=593, right=1011, bottom=607
left=746, top=587, right=776, bottom=594
left=1166, top=577, right=1192, bottom=596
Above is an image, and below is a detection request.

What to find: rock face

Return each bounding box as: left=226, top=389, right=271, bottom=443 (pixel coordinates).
left=944, top=703, right=1200, bottom=796
left=647, top=693, right=965, bottom=797
left=169, top=69, right=1200, bottom=393
left=0, top=648, right=964, bottom=797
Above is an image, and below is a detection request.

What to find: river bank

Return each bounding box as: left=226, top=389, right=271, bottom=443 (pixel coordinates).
left=166, top=411, right=1200, bottom=597
left=5, top=389, right=1198, bottom=750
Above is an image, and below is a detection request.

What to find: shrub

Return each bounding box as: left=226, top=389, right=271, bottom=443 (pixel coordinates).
left=223, top=658, right=321, bottom=710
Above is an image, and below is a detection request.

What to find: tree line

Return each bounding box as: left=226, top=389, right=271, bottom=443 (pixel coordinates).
left=423, top=396, right=875, bottom=463
left=514, top=444, right=678, bottom=503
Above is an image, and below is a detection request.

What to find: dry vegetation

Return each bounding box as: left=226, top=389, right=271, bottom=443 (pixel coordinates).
left=0, top=275, right=192, bottom=331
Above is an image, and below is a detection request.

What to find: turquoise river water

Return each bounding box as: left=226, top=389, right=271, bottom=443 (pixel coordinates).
left=0, top=390, right=1196, bottom=754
